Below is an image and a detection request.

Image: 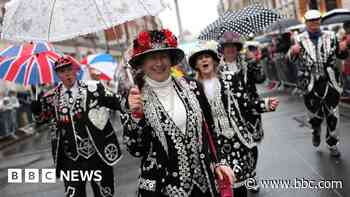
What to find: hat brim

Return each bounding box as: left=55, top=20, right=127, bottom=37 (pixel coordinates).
left=305, top=17, right=321, bottom=21
left=54, top=62, right=73, bottom=71
left=188, top=49, right=220, bottom=70
left=128, top=48, right=185, bottom=69
left=219, top=42, right=243, bottom=52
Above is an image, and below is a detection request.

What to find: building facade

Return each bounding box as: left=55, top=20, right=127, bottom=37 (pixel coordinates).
left=218, top=0, right=345, bottom=21
left=344, top=0, right=350, bottom=9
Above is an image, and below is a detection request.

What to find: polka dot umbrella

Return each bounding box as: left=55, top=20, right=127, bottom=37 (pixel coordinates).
left=198, top=4, right=283, bottom=41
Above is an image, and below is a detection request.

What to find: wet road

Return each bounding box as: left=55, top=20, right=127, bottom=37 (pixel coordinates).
left=0, top=87, right=349, bottom=197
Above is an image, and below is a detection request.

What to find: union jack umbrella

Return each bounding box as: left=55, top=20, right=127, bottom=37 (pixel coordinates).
left=0, top=42, right=62, bottom=85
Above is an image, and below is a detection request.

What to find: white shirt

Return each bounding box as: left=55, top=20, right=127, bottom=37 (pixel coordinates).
left=145, top=76, right=187, bottom=134
left=202, top=78, right=217, bottom=100
left=61, top=81, right=79, bottom=99
left=227, top=61, right=238, bottom=73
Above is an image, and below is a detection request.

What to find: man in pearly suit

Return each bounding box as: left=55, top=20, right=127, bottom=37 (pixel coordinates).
left=288, top=10, right=349, bottom=157
left=31, top=55, right=123, bottom=197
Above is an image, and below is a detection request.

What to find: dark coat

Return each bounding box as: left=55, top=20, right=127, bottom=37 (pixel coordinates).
left=31, top=81, right=123, bottom=171
left=288, top=30, right=349, bottom=113
left=122, top=77, right=219, bottom=197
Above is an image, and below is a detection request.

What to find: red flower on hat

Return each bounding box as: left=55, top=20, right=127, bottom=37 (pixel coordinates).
left=137, top=31, right=151, bottom=49
left=131, top=29, right=179, bottom=59
left=162, top=29, right=177, bottom=47
left=162, top=29, right=173, bottom=38
left=166, top=36, right=177, bottom=47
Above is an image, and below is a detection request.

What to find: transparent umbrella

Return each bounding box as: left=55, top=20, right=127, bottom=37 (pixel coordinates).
left=1, top=0, right=166, bottom=42
left=1, top=0, right=167, bottom=90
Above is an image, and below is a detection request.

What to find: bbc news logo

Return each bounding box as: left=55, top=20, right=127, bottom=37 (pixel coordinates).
left=8, top=169, right=102, bottom=183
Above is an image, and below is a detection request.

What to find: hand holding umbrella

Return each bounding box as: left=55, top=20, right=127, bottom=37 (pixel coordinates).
left=128, top=86, right=144, bottom=119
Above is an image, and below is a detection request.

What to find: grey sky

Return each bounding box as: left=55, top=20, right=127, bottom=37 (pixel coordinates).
left=159, top=0, right=219, bottom=37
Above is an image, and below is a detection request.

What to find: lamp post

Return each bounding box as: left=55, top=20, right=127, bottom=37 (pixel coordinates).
left=174, top=0, right=184, bottom=42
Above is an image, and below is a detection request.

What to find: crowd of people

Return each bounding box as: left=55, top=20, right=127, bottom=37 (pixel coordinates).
left=0, top=8, right=348, bottom=197
left=0, top=83, right=55, bottom=140
left=0, top=89, right=33, bottom=139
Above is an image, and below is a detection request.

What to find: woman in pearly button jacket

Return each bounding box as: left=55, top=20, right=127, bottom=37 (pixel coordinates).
left=123, top=29, right=234, bottom=197
left=31, top=55, right=123, bottom=197
left=217, top=32, right=266, bottom=143
left=216, top=32, right=270, bottom=192
left=189, top=45, right=279, bottom=196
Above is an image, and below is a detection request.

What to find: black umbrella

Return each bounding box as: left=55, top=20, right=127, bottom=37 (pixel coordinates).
left=321, top=8, right=350, bottom=25
left=198, top=6, right=258, bottom=41
left=265, top=18, right=301, bottom=32
left=198, top=4, right=282, bottom=41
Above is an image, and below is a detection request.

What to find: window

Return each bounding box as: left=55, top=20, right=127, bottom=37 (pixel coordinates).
left=309, top=0, right=319, bottom=9
left=325, top=0, right=337, bottom=11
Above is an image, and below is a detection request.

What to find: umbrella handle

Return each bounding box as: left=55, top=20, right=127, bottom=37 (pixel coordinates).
left=35, top=85, right=38, bottom=101
left=125, top=65, right=135, bottom=86
left=113, top=63, right=124, bottom=93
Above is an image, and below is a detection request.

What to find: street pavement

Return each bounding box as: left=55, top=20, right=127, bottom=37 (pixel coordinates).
left=0, top=86, right=349, bottom=197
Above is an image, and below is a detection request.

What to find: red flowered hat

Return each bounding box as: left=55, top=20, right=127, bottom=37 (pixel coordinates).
left=128, top=29, right=185, bottom=68
left=54, top=55, right=80, bottom=71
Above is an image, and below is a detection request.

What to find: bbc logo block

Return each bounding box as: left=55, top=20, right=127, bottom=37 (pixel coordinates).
left=8, top=169, right=22, bottom=183
left=42, top=169, right=56, bottom=183
left=8, top=168, right=56, bottom=183
left=25, top=169, right=39, bottom=183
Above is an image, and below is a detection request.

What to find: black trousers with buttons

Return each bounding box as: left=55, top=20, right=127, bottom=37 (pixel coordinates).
left=59, top=153, right=114, bottom=197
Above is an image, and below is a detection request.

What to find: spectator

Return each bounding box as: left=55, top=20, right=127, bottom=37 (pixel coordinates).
left=17, top=90, right=33, bottom=126
left=340, top=21, right=350, bottom=100
left=274, top=32, right=293, bottom=90
left=0, top=91, right=8, bottom=139
left=8, top=90, right=19, bottom=138
left=266, top=34, right=280, bottom=89
left=0, top=92, right=16, bottom=139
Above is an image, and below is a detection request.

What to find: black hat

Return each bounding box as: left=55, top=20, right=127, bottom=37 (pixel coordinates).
left=188, top=48, right=220, bottom=70
left=128, top=29, right=185, bottom=68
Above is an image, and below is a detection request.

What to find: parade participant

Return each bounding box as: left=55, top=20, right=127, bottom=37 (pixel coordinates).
left=123, top=29, right=234, bottom=197
left=218, top=32, right=266, bottom=143
left=217, top=32, right=269, bottom=192
left=244, top=42, right=266, bottom=142
left=31, top=55, right=123, bottom=197
left=288, top=10, right=349, bottom=157
left=189, top=45, right=279, bottom=196
left=217, top=31, right=244, bottom=75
